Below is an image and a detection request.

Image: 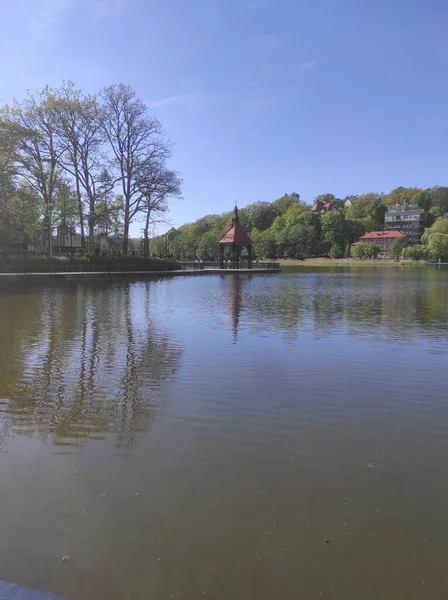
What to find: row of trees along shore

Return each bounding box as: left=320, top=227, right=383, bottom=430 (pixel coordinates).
left=0, top=82, right=182, bottom=256
left=151, top=189, right=448, bottom=261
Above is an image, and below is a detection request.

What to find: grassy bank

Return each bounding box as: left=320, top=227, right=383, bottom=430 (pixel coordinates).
left=0, top=255, right=179, bottom=274
left=278, top=258, right=424, bottom=268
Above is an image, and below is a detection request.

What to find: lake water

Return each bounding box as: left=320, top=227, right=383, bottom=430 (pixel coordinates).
left=1, top=267, right=448, bottom=600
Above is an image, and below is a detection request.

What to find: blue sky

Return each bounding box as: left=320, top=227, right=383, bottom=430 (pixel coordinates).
left=1, top=0, right=448, bottom=233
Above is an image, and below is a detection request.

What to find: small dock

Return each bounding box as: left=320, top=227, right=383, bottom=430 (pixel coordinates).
left=177, top=260, right=280, bottom=273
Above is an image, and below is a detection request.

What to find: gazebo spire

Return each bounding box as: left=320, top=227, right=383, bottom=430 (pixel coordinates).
left=232, top=203, right=239, bottom=224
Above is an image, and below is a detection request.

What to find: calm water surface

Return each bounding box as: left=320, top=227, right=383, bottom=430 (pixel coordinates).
left=0, top=267, right=448, bottom=600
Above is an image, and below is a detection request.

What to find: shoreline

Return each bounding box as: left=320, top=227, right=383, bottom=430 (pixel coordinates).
left=0, top=267, right=280, bottom=280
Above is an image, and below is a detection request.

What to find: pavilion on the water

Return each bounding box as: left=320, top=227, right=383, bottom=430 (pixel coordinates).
left=218, top=205, right=253, bottom=269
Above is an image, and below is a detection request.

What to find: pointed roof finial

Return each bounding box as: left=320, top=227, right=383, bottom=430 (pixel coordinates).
left=233, top=202, right=239, bottom=223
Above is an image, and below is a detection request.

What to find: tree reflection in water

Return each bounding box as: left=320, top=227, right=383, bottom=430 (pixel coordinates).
left=236, top=267, right=448, bottom=343
left=0, top=281, right=182, bottom=449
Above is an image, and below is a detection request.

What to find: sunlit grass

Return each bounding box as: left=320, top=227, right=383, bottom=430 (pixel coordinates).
left=278, top=258, right=425, bottom=268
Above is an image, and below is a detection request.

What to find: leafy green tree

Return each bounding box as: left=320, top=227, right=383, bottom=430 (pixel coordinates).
left=351, top=243, right=367, bottom=259
left=367, top=243, right=381, bottom=259
left=252, top=228, right=277, bottom=259
left=427, top=233, right=448, bottom=260
left=429, top=187, right=448, bottom=218
left=357, top=215, right=376, bottom=233
left=422, top=216, right=448, bottom=241
left=345, top=193, right=385, bottom=227
left=329, top=243, right=344, bottom=259
left=1, top=89, right=61, bottom=254
left=239, top=201, right=278, bottom=232
left=276, top=221, right=307, bottom=258
left=389, top=238, right=404, bottom=260
left=345, top=218, right=365, bottom=242
left=321, top=212, right=347, bottom=251
left=272, top=192, right=302, bottom=215
left=351, top=242, right=379, bottom=259
left=299, top=212, right=323, bottom=257
left=384, top=187, right=432, bottom=212
left=403, top=245, right=429, bottom=261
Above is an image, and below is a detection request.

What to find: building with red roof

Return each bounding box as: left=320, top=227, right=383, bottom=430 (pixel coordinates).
left=310, top=200, right=338, bottom=214
left=354, top=230, right=405, bottom=254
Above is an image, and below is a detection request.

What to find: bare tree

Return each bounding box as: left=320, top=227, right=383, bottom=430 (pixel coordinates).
left=0, top=89, right=63, bottom=254
left=47, top=82, right=114, bottom=250
left=137, top=162, right=182, bottom=257
left=99, top=84, right=170, bottom=255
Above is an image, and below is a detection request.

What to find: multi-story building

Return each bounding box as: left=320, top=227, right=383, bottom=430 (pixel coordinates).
left=384, top=203, right=427, bottom=244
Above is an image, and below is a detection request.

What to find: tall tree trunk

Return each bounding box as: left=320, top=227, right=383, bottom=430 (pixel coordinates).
left=46, top=206, right=53, bottom=256
left=73, top=158, right=85, bottom=249
left=88, top=199, right=95, bottom=253
left=143, top=210, right=150, bottom=258
left=123, top=198, right=130, bottom=255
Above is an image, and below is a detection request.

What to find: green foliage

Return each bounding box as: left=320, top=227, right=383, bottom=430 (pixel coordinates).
left=356, top=215, right=377, bottom=233
left=252, top=228, right=277, bottom=259
left=427, top=233, right=448, bottom=260
left=329, top=243, right=344, bottom=259
left=389, top=238, right=405, bottom=260
left=423, top=216, right=448, bottom=239
left=351, top=243, right=367, bottom=259
left=428, top=187, right=448, bottom=218
left=321, top=212, right=347, bottom=250
left=345, top=218, right=365, bottom=241
left=384, top=187, right=433, bottom=212
left=367, top=244, right=381, bottom=259
left=271, top=192, right=302, bottom=215
left=0, top=254, right=178, bottom=272
left=403, top=245, right=429, bottom=261
left=351, top=242, right=380, bottom=259
left=345, top=193, right=386, bottom=228
left=420, top=217, right=448, bottom=262
left=239, top=201, right=277, bottom=231
left=151, top=186, right=448, bottom=262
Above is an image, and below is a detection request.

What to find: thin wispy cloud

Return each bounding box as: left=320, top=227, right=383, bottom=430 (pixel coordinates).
left=258, top=33, right=285, bottom=50
left=19, top=0, right=130, bottom=44
left=151, top=92, right=208, bottom=112
left=151, top=86, right=295, bottom=118
left=298, top=59, right=319, bottom=72
left=26, top=0, right=72, bottom=42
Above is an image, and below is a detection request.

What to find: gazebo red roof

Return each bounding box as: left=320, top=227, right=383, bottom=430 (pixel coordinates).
left=218, top=206, right=253, bottom=245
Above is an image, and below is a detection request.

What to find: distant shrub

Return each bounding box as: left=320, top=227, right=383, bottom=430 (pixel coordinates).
left=403, top=245, right=429, bottom=261
left=351, top=242, right=380, bottom=259
left=329, top=244, right=344, bottom=259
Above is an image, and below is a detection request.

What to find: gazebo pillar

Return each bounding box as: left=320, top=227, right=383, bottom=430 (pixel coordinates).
left=248, top=245, right=252, bottom=269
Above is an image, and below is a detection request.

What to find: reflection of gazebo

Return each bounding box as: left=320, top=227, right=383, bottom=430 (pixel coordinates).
left=218, top=205, right=253, bottom=269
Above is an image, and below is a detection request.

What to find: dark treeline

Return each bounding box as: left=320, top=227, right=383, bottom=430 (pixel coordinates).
left=0, top=82, right=182, bottom=256
left=152, top=188, right=448, bottom=260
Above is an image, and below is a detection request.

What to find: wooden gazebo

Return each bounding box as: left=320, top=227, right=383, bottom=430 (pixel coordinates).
left=218, top=205, right=253, bottom=269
